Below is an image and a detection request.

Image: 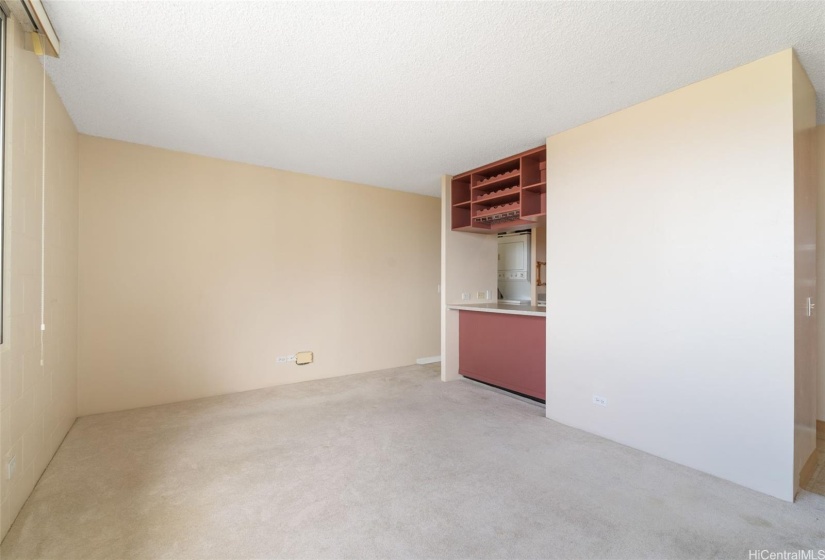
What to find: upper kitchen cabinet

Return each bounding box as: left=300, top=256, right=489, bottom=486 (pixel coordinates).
left=451, top=145, right=547, bottom=233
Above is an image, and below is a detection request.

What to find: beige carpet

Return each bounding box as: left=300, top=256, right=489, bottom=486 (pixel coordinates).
left=1, top=364, right=824, bottom=559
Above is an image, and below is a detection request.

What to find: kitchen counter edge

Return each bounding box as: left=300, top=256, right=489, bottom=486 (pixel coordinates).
left=447, top=303, right=546, bottom=317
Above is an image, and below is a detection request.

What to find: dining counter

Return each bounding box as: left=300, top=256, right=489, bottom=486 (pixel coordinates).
left=450, top=302, right=546, bottom=400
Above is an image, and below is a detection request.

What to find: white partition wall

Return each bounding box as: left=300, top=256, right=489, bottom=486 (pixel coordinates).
left=440, top=175, right=497, bottom=381
left=544, top=50, right=813, bottom=501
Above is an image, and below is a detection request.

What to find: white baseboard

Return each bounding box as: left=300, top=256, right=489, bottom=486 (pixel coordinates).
left=416, top=356, right=441, bottom=365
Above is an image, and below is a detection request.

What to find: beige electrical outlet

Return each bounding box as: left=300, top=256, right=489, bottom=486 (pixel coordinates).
left=295, top=351, right=313, bottom=365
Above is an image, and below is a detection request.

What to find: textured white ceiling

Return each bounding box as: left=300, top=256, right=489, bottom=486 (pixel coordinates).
left=43, top=1, right=825, bottom=197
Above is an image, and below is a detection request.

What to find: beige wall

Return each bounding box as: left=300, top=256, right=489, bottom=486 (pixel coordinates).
left=817, top=124, right=825, bottom=423
left=545, top=50, right=799, bottom=500
left=78, top=136, right=440, bottom=415
left=0, top=20, right=79, bottom=539
left=791, top=54, right=817, bottom=493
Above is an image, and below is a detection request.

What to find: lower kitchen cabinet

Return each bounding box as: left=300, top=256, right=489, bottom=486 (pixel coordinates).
left=458, top=310, right=546, bottom=400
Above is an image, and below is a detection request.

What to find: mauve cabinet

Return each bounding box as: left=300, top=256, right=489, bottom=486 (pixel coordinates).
left=458, top=311, right=546, bottom=400
left=451, top=145, right=547, bottom=234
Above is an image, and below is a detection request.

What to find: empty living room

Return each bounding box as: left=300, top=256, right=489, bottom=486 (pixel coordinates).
left=0, top=1, right=824, bottom=559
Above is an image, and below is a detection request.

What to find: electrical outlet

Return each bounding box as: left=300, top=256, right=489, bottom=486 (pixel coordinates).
left=461, top=292, right=470, bottom=300
left=476, top=291, right=486, bottom=299
left=276, top=356, right=289, bottom=364
left=6, top=456, right=16, bottom=480
left=592, top=395, right=607, bottom=407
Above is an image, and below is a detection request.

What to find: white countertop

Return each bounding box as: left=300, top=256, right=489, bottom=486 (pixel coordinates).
left=447, top=302, right=546, bottom=317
